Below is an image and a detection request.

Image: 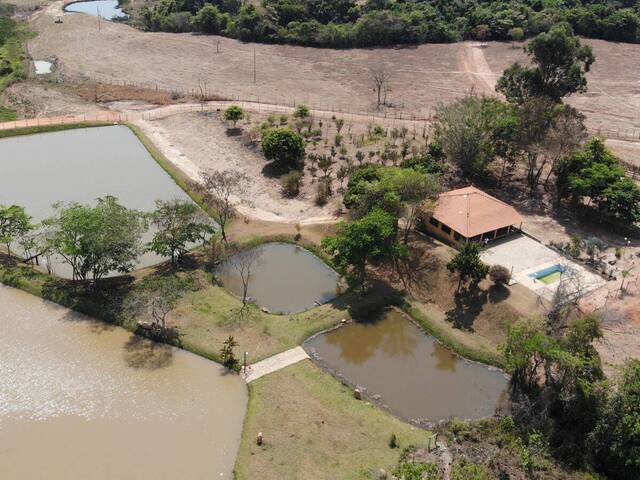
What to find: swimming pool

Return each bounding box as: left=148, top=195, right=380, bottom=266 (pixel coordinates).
left=530, top=264, right=568, bottom=284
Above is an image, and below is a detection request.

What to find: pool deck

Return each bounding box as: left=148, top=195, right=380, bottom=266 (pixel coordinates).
left=243, top=346, right=309, bottom=383
left=482, top=234, right=606, bottom=301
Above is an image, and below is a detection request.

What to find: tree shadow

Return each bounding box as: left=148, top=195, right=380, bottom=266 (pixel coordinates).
left=41, top=274, right=135, bottom=327
left=122, top=333, right=173, bottom=370
left=329, top=278, right=404, bottom=321
left=488, top=284, right=511, bottom=304
left=261, top=160, right=291, bottom=179
left=225, top=127, right=242, bottom=137
left=445, top=284, right=489, bottom=331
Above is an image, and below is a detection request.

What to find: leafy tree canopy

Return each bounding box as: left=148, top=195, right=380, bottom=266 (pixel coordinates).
left=261, top=128, right=305, bottom=168
left=497, top=24, right=595, bottom=103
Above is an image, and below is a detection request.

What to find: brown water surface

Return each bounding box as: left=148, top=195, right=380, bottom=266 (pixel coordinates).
left=216, top=242, right=339, bottom=313
left=0, top=285, right=247, bottom=479
left=305, top=310, right=508, bottom=422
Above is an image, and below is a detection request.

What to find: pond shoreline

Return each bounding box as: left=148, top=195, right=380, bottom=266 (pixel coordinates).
left=303, top=307, right=510, bottom=429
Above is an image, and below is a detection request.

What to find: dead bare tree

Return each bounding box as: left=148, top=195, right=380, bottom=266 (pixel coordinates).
left=369, top=66, right=392, bottom=109
left=197, top=76, right=209, bottom=103
left=539, top=265, right=589, bottom=338
left=229, top=246, right=260, bottom=306
left=200, top=170, right=249, bottom=242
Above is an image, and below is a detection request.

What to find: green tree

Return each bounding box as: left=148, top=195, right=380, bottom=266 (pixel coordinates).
left=593, top=360, right=640, bottom=480
left=293, top=104, right=310, bottom=119
left=446, top=241, right=489, bottom=291
left=223, top=105, right=244, bottom=128
left=497, top=24, right=595, bottom=104
left=193, top=5, right=222, bottom=34
left=322, top=208, right=400, bottom=295
left=220, top=335, right=239, bottom=369
left=0, top=204, right=32, bottom=257
left=261, top=128, right=305, bottom=168
left=148, top=199, right=212, bottom=266
left=600, top=177, right=640, bottom=225
left=46, top=197, right=147, bottom=282
left=434, top=95, right=516, bottom=178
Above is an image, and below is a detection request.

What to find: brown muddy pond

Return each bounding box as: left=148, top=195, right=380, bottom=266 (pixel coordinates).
left=216, top=242, right=340, bottom=313
left=0, top=285, right=247, bottom=479
left=305, top=310, right=508, bottom=423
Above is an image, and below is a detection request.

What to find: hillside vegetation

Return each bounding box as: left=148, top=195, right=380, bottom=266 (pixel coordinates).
left=137, top=0, right=640, bottom=48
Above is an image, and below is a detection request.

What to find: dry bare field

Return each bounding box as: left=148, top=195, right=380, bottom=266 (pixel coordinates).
left=28, top=6, right=482, bottom=117
left=484, top=40, right=640, bottom=138
left=28, top=6, right=640, bottom=136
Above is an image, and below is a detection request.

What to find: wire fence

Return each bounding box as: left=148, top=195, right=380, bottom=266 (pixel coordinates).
left=47, top=74, right=434, bottom=125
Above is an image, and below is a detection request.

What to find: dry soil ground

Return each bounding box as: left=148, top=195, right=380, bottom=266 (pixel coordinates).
left=28, top=5, right=640, bottom=137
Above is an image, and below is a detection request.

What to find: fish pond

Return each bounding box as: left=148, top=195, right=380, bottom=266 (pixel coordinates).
left=64, top=0, right=127, bottom=19
left=0, top=284, right=247, bottom=479
left=305, top=309, right=509, bottom=423
left=216, top=242, right=340, bottom=314
left=0, top=125, right=196, bottom=277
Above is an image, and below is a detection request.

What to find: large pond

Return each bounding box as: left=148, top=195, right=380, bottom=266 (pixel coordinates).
left=216, top=242, right=340, bottom=313
left=305, top=310, right=508, bottom=423
left=0, top=284, right=247, bottom=479
left=65, top=0, right=127, bottom=20
left=0, top=125, right=196, bottom=277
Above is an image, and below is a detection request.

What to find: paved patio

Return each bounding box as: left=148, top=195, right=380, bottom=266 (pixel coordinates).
left=481, top=234, right=605, bottom=300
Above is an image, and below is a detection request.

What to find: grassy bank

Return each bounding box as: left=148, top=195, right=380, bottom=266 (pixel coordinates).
left=0, top=121, right=113, bottom=137
left=403, top=301, right=505, bottom=369
left=234, top=360, right=428, bottom=480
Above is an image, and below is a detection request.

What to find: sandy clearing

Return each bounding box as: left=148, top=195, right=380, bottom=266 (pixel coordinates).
left=149, top=111, right=340, bottom=223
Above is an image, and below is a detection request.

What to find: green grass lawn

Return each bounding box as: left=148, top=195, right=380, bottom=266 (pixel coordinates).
left=235, top=360, right=429, bottom=480
left=172, top=280, right=349, bottom=363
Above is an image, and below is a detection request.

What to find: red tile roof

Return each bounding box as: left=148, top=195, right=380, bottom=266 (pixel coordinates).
left=433, top=186, right=523, bottom=238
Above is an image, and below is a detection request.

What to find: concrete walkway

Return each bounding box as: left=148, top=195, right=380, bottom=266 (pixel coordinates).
left=243, top=346, right=309, bottom=383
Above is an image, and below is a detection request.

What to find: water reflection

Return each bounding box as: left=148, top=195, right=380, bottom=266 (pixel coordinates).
left=216, top=242, right=339, bottom=313
left=306, top=309, right=507, bottom=421
left=326, top=313, right=417, bottom=364
left=0, top=126, right=195, bottom=277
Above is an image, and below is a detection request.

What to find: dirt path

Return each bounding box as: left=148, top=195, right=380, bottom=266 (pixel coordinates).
left=243, top=346, right=309, bottom=383
left=459, top=42, right=498, bottom=95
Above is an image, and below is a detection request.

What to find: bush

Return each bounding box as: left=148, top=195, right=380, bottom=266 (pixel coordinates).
left=315, top=179, right=330, bottom=206
left=394, top=462, right=438, bottom=480
left=489, top=264, right=511, bottom=286
left=451, top=460, right=490, bottom=480
left=293, top=104, right=310, bottom=119
left=261, top=128, right=305, bottom=168
left=281, top=170, right=303, bottom=197
left=223, top=105, right=244, bottom=127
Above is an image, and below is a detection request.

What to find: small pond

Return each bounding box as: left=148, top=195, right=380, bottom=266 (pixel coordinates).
left=216, top=242, right=340, bottom=313
left=64, top=0, right=127, bottom=20
left=33, top=60, right=53, bottom=75
left=305, top=310, right=509, bottom=422
left=0, top=125, right=196, bottom=277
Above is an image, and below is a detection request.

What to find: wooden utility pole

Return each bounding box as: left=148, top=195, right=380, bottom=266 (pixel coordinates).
left=253, top=47, right=256, bottom=84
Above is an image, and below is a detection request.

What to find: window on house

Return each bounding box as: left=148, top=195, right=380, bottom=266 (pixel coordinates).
left=441, top=224, right=451, bottom=234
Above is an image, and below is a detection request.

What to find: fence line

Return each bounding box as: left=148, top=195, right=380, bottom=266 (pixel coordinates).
left=51, top=74, right=434, bottom=126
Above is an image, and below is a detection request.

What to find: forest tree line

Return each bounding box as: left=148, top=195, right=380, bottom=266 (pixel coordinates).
left=137, top=0, right=640, bottom=48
